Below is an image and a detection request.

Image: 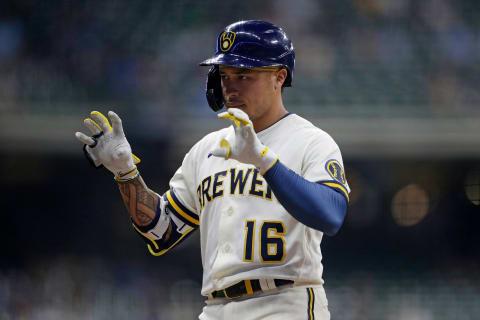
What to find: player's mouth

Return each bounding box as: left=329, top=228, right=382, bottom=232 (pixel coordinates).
left=225, top=101, right=246, bottom=108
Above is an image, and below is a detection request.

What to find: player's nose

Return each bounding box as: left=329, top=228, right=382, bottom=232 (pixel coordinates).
left=223, top=82, right=239, bottom=99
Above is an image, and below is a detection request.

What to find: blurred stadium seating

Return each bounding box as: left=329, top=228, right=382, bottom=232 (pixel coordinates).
left=1, top=0, right=479, bottom=156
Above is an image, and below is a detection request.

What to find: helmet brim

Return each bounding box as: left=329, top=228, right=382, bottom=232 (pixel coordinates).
left=200, top=52, right=293, bottom=87
left=199, top=53, right=283, bottom=69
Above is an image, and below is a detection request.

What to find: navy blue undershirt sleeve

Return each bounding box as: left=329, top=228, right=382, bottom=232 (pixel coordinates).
left=263, top=160, right=348, bottom=236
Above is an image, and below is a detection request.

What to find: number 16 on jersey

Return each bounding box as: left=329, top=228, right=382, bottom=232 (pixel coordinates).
left=243, top=220, right=286, bottom=263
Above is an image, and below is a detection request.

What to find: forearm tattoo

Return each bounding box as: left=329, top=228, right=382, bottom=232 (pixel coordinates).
left=117, top=176, right=159, bottom=226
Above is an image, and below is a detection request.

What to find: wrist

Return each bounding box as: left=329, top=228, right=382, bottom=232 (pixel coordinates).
left=256, top=146, right=278, bottom=175
left=114, top=166, right=139, bottom=182
left=106, top=154, right=136, bottom=178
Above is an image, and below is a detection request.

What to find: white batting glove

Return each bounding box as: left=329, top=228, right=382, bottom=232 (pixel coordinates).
left=210, top=108, right=278, bottom=174
left=75, top=110, right=140, bottom=180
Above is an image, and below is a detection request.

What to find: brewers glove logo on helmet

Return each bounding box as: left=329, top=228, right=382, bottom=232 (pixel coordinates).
left=219, top=31, right=236, bottom=52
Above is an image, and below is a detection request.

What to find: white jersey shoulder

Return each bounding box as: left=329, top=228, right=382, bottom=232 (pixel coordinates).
left=259, top=114, right=349, bottom=193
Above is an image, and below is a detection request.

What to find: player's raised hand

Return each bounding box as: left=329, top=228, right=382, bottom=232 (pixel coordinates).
left=75, top=110, right=140, bottom=180
left=210, top=108, right=278, bottom=174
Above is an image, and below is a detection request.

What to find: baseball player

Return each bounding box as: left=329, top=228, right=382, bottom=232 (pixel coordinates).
left=75, top=20, right=349, bottom=319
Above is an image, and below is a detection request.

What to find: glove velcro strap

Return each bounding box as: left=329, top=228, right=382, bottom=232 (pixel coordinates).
left=83, top=144, right=103, bottom=169
left=257, top=147, right=278, bottom=175
left=114, top=166, right=139, bottom=182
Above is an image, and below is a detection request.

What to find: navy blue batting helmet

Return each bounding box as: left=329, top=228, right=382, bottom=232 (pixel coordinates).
left=200, top=20, right=295, bottom=111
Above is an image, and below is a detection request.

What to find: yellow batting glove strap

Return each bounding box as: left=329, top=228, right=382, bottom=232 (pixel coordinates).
left=114, top=166, right=139, bottom=182
left=220, top=139, right=232, bottom=160
left=260, top=146, right=269, bottom=157
left=132, top=153, right=141, bottom=165
left=219, top=113, right=252, bottom=127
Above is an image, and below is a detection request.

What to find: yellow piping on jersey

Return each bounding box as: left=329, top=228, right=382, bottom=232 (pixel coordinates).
left=147, top=227, right=195, bottom=256
left=323, top=182, right=349, bottom=202
left=132, top=222, right=196, bottom=256
left=307, top=288, right=315, bottom=319
left=167, top=190, right=200, bottom=226
left=132, top=223, right=160, bottom=251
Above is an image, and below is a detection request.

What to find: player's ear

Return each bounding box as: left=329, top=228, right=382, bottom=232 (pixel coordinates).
left=274, top=69, right=288, bottom=90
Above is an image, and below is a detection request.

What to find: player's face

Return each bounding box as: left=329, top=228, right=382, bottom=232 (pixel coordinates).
left=219, top=66, right=283, bottom=124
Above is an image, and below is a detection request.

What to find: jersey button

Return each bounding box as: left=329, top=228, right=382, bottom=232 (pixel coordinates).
left=227, top=207, right=233, bottom=216
left=224, top=244, right=231, bottom=253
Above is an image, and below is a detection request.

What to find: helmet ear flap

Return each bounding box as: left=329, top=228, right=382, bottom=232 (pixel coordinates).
left=206, top=66, right=224, bottom=112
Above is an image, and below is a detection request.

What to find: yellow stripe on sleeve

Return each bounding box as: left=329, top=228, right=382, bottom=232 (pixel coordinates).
left=166, top=190, right=200, bottom=226
left=147, top=227, right=195, bottom=256
left=132, top=223, right=159, bottom=250
left=323, top=182, right=349, bottom=202
left=133, top=221, right=196, bottom=257
left=260, top=157, right=278, bottom=175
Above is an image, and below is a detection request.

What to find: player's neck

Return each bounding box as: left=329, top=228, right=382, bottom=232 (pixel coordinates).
left=252, top=102, right=287, bottom=133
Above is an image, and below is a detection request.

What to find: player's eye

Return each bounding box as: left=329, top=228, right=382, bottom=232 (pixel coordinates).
left=220, top=74, right=229, bottom=80
left=239, top=75, right=248, bottom=80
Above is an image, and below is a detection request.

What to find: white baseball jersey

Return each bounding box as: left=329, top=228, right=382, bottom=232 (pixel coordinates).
left=135, top=113, right=350, bottom=297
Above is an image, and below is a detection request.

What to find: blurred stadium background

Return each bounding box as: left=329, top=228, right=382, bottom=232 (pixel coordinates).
left=1, top=0, right=479, bottom=319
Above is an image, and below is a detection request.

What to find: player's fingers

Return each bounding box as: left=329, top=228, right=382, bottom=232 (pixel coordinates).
left=242, top=123, right=256, bottom=141
left=227, top=107, right=246, bottom=118
left=227, top=108, right=252, bottom=127
left=218, top=112, right=239, bottom=127
left=75, top=132, right=95, bottom=146
left=90, top=111, right=113, bottom=132
left=108, top=111, right=124, bottom=136
left=218, top=112, right=242, bottom=133
left=83, top=118, right=102, bottom=135
left=228, top=118, right=240, bottom=133
left=210, top=138, right=231, bottom=160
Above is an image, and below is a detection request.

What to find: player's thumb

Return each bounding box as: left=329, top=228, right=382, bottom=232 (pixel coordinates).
left=209, top=139, right=231, bottom=160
